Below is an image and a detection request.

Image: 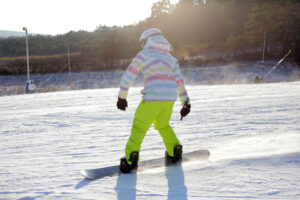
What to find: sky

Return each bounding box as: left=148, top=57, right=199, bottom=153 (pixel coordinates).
left=0, top=0, right=179, bottom=35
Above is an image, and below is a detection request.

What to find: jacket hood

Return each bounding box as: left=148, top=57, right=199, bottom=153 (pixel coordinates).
left=144, top=35, right=171, bottom=52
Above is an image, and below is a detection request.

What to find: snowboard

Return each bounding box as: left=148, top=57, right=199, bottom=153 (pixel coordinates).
left=81, top=149, right=210, bottom=180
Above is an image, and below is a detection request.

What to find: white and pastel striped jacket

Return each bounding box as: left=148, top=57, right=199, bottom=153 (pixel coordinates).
left=118, top=35, right=189, bottom=103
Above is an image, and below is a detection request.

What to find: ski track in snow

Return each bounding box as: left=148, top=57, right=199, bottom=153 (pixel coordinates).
left=0, top=82, right=300, bottom=199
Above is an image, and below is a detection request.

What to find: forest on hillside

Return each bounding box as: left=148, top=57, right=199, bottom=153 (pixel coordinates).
left=0, top=0, right=299, bottom=75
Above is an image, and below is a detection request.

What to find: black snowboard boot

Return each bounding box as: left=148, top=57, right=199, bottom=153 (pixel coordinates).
left=165, top=145, right=183, bottom=166
left=120, top=151, right=139, bottom=173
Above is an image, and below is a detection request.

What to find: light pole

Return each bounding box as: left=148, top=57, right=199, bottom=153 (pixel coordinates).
left=262, top=31, right=266, bottom=64
left=23, top=27, right=36, bottom=93
left=23, top=27, right=30, bottom=81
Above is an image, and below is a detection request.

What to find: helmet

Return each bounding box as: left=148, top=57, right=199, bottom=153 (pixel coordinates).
left=139, top=28, right=162, bottom=42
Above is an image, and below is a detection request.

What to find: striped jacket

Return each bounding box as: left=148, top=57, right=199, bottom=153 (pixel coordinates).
left=118, top=35, right=189, bottom=103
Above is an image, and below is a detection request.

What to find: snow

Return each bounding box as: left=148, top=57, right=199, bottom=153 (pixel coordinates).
left=1, top=80, right=300, bottom=199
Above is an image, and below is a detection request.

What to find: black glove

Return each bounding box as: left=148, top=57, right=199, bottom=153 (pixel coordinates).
left=117, top=98, right=128, bottom=111
left=180, top=100, right=191, bottom=120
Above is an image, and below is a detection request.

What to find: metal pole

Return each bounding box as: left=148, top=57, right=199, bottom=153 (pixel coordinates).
left=263, top=50, right=292, bottom=80
left=23, top=27, right=30, bottom=81
left=68, top=44, right=71, bottom=73
left=262, top=31, right=266, bottom=64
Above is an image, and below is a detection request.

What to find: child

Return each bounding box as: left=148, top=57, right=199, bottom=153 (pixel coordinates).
left=117, top=28, right=191, bottom=173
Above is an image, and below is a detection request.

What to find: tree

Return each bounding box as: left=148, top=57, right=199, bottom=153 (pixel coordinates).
left=245, top=0, right=300, bottom=56
left=151, top=0, right=173, bottom=19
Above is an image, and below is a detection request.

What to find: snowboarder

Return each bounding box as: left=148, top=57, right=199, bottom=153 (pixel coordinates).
left=117, top=28, right=191, bottom=173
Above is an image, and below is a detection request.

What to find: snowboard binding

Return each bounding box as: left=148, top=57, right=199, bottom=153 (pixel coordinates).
left=165, top=145, right=183, bottom=165
left=120, top=151, right=139, bottom=173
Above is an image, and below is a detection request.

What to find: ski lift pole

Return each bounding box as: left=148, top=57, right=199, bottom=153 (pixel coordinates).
left=23, top=27, right=30, bottom=81
left=263, top=50, right=292, bottom=80
left=68, top=44, right=71, bottom=73
left=262, top=31, right=266, bottom=64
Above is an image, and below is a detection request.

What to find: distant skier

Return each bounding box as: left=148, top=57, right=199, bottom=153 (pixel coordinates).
left=117, top=28, right=191, bottom=173
left=25, top=80, right=37, bottom=94
left=254, top=74, right=261, bottom=84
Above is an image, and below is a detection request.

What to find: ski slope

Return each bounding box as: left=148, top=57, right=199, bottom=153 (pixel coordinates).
left=0, top=82, right=300, bottom=199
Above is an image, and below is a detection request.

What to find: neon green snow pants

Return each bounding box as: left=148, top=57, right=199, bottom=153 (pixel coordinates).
left=125, top=100, right=180, bottom=163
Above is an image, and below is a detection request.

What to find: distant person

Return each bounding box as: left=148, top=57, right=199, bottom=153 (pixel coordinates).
left=254, top=74, right=261, bottom=84
left=25, top=80, right=37, bottom=94
left=117, top=28, right=191, bottom=173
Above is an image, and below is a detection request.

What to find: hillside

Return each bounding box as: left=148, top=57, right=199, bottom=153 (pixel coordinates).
left=0, top=30, right=25, bottom=38
left=0, top=60, right=300, bottom=96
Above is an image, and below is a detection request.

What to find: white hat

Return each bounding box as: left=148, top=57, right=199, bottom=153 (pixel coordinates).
left=139, top=28, right=162, bottom=41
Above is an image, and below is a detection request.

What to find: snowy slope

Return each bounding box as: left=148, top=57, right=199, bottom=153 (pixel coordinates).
left=0, top=82, right=300, bottom=199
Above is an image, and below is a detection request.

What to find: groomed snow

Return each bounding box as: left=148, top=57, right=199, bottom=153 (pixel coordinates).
left=0, top=82, right=300, bottom=199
